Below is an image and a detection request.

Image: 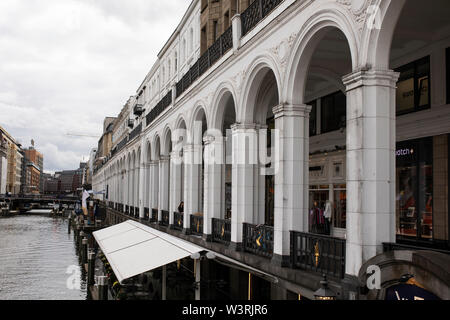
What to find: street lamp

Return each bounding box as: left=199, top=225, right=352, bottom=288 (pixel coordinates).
left=314, top=274, right=337, bottom=300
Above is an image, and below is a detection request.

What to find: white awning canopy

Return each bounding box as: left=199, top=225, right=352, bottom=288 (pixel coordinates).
left=93, top=220, right=204, bottom=283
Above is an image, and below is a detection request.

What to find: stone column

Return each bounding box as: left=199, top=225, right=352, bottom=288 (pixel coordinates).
left=183, top=144, right=201, bottom=233
left=170, top=151, right=182, bottom=225
left=271, top=104, right=311, bottom=267
left=203, top=135, right=224, bottom=241
left=230, top=123, right=258, bottom=250
left=342, top=69, right=399, bottom=276
left=150, top=161, right=159, bottom=211
left=159, top=156, right=170, bottom=218
left=231, top=14, right=242, bottom=53
left=138, top=162, right=146, bottom=218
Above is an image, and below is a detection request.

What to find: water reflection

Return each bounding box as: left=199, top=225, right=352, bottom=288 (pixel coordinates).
left=0, top=215, right=87, bottom=300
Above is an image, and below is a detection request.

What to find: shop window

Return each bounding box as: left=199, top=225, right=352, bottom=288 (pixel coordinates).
left=333, top=184, right=346, bottom=229
left=309, top=185, right=330, bottom=235
left=395, top=56, right=430, bottom=115
left=320, top=91, right=346, bottom=134
left=308, top=100, right=317, bottom=137
left=396, top=137, right=433, bottom=240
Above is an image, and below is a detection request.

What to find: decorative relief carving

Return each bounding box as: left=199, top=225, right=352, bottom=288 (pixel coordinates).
left=336, top=0, right=371, bottom=32
left=269, top=32, right=298, bottom=76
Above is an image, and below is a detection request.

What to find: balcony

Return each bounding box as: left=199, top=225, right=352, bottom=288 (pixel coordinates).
left=190, top=215, right=203, bottom=236
left=290, top=231, right=346, bottom=279
left=243, top=223, right=274, bottom=258
left=173, top=212, right=183, bottom=231
left=133, top=104, right=145, bottom=116
left=212, top=218, right=231, bottom=245
left=160, top=210, right=169, bottom=227
left=150, top=209, right=158, bottom=223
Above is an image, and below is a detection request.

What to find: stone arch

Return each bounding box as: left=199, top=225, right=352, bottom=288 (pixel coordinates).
left=239, top=54, right=282, bottom=123
left=361, top=0, right=407, bottom=70
left=283, top=8, right=360, bottom=105
left=189, top=103, right=209, bottom=145
left=162, top=125, right=173, bottom=156
left=210, top=81, right=238, bottom=131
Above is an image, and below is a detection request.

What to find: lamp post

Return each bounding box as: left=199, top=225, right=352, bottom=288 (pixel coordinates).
left=314, top=274, right=337, bottom=300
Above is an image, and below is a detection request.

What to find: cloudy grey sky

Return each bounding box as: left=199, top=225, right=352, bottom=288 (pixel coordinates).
left=0, top=0, right=190, bottom=173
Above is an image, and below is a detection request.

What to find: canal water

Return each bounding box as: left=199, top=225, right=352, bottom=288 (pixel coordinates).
left=0, top=214, right=87, bottom=300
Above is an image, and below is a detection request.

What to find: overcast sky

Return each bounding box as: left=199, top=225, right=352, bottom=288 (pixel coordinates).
left=0, top=0, right=190, bottom=174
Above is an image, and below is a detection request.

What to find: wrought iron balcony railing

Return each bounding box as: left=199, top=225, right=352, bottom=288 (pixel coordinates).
left=290, top=231, right=346, bottom=279
left=173, top=212, right=184, bottom=231
left=243, top=223, right=274, bottom=258
left=160, top=210, right=169, bottom=227
left=241, top=0, right=283, bottom=36
left=212, top=218, right=231, bottom=245
left=129, top=123, right=142, bottom=141
left=190, top=215, right=203, bottom=236
left=150, top=209, right=158, bottom=223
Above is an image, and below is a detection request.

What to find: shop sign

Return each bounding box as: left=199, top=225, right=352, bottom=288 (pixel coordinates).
left=396, top=148, right=414, bottom=157
left=385, top=284, right=440, bottom=301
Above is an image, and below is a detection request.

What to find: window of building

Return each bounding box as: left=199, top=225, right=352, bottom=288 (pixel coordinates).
left=396, top=137, right=433, bottom=241
left=213, top=20, right=219, bottom=41
left=224, top=11, right=230, bottom=29
left=395, top=56, right=430, bottom=115
left=320, top=91, right=346, bottom=134
left=201, top=25, right=207, bottom=54
left=174, top=52, right=178, bottom=72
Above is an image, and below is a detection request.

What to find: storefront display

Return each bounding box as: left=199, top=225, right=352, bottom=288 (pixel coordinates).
left=396, top=137, right=433, bottom=240
left=309, top=151, right=347, bottom=237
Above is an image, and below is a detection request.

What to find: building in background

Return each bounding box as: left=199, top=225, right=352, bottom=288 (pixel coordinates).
left=0, top=125, right=23, bottom=195
left=0, top=131, right=7, bottom=194
left=22, top=144, right=44, bottom=194
left=44, top=163, right=86, bottom=195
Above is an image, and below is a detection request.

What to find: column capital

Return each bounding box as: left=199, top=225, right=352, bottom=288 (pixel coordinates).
left=159, top=155, right=170, bottom=162
left=342, top=69, right=400, bottom=91
left=230, top=123, right=258, bottom=132
left=273, top=104, right=311, bottom=118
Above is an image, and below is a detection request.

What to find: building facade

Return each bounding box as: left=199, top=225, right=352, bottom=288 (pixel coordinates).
left=0, top=126, right=23, bottom=195
left=22, top=147, right=44, bottom=194
left=0, top=131, right=8, bottom=194
left=93, top=0, right=450, bottom=300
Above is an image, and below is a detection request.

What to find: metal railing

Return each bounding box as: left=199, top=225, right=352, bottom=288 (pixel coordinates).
left=190, top=215, right=203, bottom=236
left=173, top=212, right=184, bottom=231
left=212, top=218, right=231, bottom=245
left=290, top=231, right=346, bottom=279
left=241, top=0, right=283, bottom=36
left=160, top=210, right=169, bottom=226
left=175, top=26, right=234, bottom=99
left=383, top=242, right=450, bottom=255
left=145, top=90, right=172, bottom=128
left=243, top=223, right=274, bottom=258
left=129, top=123, right=142, bottom=141
left=150, top=209, right=158, bottom=223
